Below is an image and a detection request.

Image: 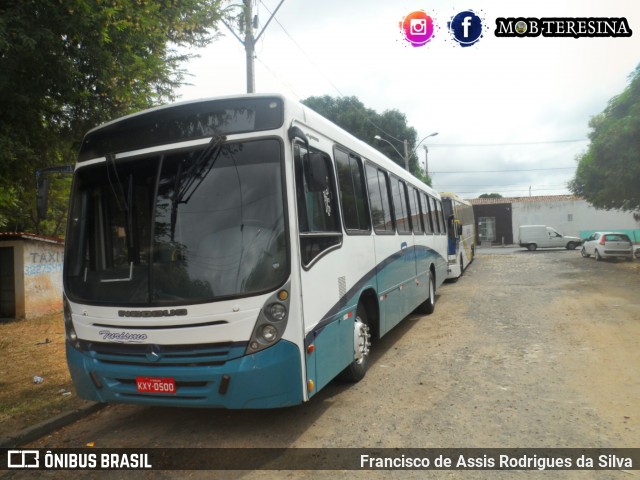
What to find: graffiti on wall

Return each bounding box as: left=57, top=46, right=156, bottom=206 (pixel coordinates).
left=23, top=243, right=64, bottom=317
left=25, top=250, right=64, bottom=276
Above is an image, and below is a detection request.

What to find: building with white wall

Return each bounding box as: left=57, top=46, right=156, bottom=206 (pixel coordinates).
left=0, top=233, right=64, bottom=320
left=470, top=195, right=640, bottom=245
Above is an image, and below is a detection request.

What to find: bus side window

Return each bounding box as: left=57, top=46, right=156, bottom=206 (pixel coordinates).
left=421, top=192, right=433, bottom=234
left=427, top=195, right=440, bottom=234
left=391, top=176, right=411, bottom=234
left=365, top=163, right=394, bottom=234
left=294, top=143, right=342, bottom=266
left=334, top=148, right=371, bottom=233
left=411, top=188, right=424, bottom=234
left=434, top=200, right=447, bottom=234
left=435, top=200, right=446, bottom=234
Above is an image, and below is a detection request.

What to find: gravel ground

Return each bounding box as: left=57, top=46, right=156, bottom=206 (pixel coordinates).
left=12, top=248, right=640, bottom=480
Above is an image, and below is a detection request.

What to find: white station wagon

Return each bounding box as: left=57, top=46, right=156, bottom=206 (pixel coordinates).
left=581, top=232, right=634, bottom=261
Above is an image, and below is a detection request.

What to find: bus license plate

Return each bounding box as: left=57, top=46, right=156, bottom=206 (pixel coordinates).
left=136, top=376, right=176, bottom=394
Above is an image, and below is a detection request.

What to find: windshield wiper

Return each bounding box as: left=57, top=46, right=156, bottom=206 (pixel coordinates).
left=106, top=153, right=135, bottom=261
left=170, top=134, right=226, bottom=241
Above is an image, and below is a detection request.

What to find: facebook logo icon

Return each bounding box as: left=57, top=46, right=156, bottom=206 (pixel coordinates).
left=448, top=10, right=484, bottom=46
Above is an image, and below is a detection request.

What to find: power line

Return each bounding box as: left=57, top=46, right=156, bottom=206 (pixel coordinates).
left=430, top=139, right=588, bottom=147
left=256, top=1, right=411, bottom=146
left=258, top=0, right=345, bottom=98
left=437, top=183, right=568, bottom=188
left=440, top=187, right=572, bottom=194
left=431, top=167, right=575, bottom=174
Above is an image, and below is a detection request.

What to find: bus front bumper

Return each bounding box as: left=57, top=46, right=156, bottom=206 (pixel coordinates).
left=66, top=340, right=303, bottom=409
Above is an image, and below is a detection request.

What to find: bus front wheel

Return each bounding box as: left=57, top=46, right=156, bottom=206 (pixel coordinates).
left=340, top=303, right=371, bottom=382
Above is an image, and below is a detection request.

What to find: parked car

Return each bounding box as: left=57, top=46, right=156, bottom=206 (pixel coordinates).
left=581, top=232, right=634, bottom=261
left=518, top=225, right=582, bottom=251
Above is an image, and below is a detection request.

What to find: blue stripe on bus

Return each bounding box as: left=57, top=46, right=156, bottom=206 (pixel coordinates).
left=304, top=244, right=446, bottom=348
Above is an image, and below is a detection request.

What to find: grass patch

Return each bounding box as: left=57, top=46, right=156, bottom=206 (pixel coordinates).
left=0, top=313, right=90, bottom=438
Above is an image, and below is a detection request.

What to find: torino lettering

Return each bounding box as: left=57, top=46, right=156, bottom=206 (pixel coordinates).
left=98, top=330, right=148, bottom=342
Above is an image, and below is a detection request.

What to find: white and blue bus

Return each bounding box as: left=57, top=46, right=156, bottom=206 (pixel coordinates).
left=441, top=192, right=476, bottom=280
left=61, top=94, right=448, bottom=409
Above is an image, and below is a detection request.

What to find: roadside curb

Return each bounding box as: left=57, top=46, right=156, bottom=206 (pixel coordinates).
left=0, top=403, right=106, bottom=448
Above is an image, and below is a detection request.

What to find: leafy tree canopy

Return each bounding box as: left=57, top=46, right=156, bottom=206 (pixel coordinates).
left=302, top=95, right=432, bottom=185
left=569, top=64, right=640, bottom=212
left=0, top=0, right=224, bottom=236
left=479, top=193, right=503, bottom=198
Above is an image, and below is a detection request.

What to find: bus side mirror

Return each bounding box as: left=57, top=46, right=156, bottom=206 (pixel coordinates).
left=304, top=153, right=329, bottom=192
left=36, top=177, right=50, bottom=221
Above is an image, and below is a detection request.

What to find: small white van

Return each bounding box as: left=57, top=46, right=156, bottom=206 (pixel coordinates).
left=518, top=225, right=582, bottom=251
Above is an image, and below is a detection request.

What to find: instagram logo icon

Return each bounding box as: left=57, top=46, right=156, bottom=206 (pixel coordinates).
left=400, top=10, right=435, bottom=47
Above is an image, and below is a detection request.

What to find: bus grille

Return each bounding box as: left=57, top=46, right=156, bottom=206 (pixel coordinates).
left=78, top=340, right=244, bottom=367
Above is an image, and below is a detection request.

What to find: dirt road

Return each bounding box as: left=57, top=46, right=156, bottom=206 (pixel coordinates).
left=17, top=248, right=640, bottom=479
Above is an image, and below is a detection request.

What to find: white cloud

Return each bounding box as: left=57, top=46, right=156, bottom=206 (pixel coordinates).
left=177, top=0, right=640, bottom=198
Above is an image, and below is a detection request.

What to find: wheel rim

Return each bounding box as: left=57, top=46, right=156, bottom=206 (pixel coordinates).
left=353, top=315, right=371, bottom=364
left=429, top=276, right=435, bottom=306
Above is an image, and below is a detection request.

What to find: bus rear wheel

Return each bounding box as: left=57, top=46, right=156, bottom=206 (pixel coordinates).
left=340, top=303, right=371, bottom=382
left=415, top=271, right=435, bottom=315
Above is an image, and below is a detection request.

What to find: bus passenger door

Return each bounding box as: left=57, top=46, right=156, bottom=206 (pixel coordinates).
left=293, top=142, right=355, bottom=394
left=447, top=214, right=460, bottom=259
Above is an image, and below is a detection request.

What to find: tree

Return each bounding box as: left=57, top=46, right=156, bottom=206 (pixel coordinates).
left=569, top=64, right=640, bottom=211
left=302, top=95, right=432, bottom=185
left=0, top=0, right=225, bottom=235
left=479, top=193, right=503, bottom=199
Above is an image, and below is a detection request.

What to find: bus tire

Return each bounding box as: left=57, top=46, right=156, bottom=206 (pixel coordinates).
left=340, top=303, right=371, bottom=382
left=527, top=244, right=537, bottom=251
left=416, top=271, right=435, bottom=315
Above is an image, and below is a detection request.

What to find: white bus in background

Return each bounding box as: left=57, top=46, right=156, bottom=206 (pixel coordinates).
left=58, top=94, right=448, bottom=409
left=441, top=192, right=476, bottom=279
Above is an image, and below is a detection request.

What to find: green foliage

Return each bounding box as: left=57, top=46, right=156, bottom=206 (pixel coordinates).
left=0, top=0, right=224, bottom=236
left=0, top=187, right=18, bottom=229
left=479, top=193, right=503, bottom=199
left=569, top=64, right=640, bottom=212
left=302, top=95, right=432, bottom=185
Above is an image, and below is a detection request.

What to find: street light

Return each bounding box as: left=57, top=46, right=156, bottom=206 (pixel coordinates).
left=417, top=132, right=438, bottom=176
left=374, top=132, right=438, bottom=173
left=374, top=135, right=408, bottom=169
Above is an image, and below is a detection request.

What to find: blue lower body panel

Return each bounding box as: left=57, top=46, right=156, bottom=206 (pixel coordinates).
left=66, top=340, right=303, bottom=409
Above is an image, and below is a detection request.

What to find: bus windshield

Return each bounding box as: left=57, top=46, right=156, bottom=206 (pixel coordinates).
left=65, top=138, right=288, bottom=306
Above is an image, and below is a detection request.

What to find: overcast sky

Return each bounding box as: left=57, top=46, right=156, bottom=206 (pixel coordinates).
left=176, top=0, right=640, bottom=199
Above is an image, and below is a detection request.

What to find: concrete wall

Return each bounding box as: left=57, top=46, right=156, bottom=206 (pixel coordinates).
left=1, top=237, right=64, bottom=319
left=22, top=239, right=64, bottom=318
left=512, top=198, right=640, bottom=243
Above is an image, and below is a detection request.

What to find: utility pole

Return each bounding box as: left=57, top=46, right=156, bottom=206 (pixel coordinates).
left=243, top=0, right=255, bottom=93
left=423, top=145, right=429, bottom=177
left=224, top=0, right=286, bottom=94
left=402, top=139, right=409, bottom=171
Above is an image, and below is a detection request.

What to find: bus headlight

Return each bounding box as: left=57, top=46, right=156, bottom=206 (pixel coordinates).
left=268, top=303, right=287, bottom=321
left=246, top=282, right=291, bottom=355
left=261, top=324, right=278, bottom=343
